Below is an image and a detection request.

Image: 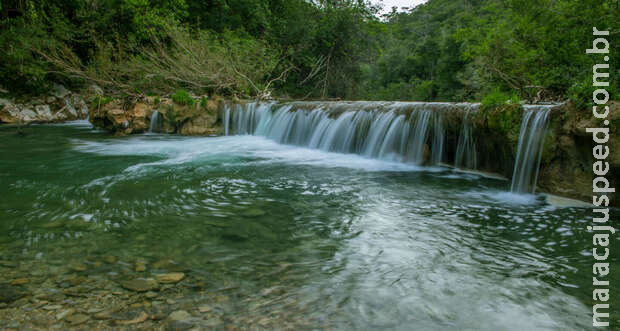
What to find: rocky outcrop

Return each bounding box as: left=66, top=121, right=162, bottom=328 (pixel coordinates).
left=0, top=85, right=89, bottom=124
left=536, top=101, right=620, bottom=205
left=88, top=96, right=223, bottom=135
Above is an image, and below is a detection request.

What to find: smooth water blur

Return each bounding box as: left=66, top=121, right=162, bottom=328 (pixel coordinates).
left=0, top=122, right=618, bottom=329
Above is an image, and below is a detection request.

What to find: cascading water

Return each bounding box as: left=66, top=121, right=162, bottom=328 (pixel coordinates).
left=228, top=102, right=451, bottom=165
left=149, top=110, right=160, bottom=133
left=454, top=109, right=477, bottom=169
left=223, top=107, right=230, bottom=135
left=510, top=106, right=551, bottom=194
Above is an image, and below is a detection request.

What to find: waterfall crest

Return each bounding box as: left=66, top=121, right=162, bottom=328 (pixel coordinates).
left=229, top=102, right=458, bottom=165
left=510, top=106, right=551, bottom=194
left=223, top=107, right=230, bottom=135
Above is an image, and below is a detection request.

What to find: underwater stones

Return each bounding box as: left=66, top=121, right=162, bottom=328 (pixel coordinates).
left=65, top=313, right=89, bottom=325
left=169, top=310, right=191, bottom=321
left=102, top=255, right=117, bottom=264
left=10, top=278, right=29, bottom=286
left=135, top=260, right=147, bottom=272
left=55, top=308, right=75, bottom=320
left=0, top=260, right=17, bottom=268
left=198, top=305, right=212, bottom=313
left=113, top=311, right=149, bottom=325
left=120, top=278, right=158, bottom=292
left=155, top=272, right=185, bottom=284
left=42, top=304, right=62, bottom=310
left=145, top=291, right=158, bottom=299
left=168, top=320, right=194, bottom=331
left=168, top=310, right=195, bottom=330
left=69, top=263, right=87, bottom=272
left=93, top=310, right=112, bottom=320
left=0, top=284, right=26, bottom=303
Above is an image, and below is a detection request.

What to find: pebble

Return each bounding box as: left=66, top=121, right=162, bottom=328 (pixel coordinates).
left=69, top=264, right=87, bottom=272
left=10, top=278, right=29, bottom=285
left=135, top=262, right=147, bottom=272
left=167, top=320, right=194, bottom=331
left=56, top=308, right=75, bottom=320
left=169, top=310, right=192, bottom=321
left=120, top=278, right=158, bottom=292
left=42, top=304, right=63, bottom=310
left=65, top=313, right=89, bottom=325
left=0, top=284, right=26, bottom=303
left=115, top=311, right=148, bottom=325
left=102, top=255, right=117, bottom=264
left=198, top=305, right=212, bottom=313
left=145, top=291, right=158, bottom=299
left=93, top=310, right=111, bottom=320
left=155, top=272, right=185, bottom=284
left=0, top=260, right=17, bottom=268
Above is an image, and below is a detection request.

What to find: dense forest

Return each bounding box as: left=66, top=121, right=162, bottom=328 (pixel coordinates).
left=0, top=0, right=618, bottom=105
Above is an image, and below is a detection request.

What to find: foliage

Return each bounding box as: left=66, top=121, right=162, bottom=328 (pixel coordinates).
left=481, top=89, right=520, bottom=109
left=0, top=0, right=617, bottom=103
left=171, top=89, right=194, bottom=106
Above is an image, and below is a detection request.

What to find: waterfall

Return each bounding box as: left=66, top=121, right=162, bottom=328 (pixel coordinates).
left=226, top=102, right=451, bottom=166
left=454, top=110, right=477, bottom=169
left=510, top=106, right=551, bottom=194
left=223, top=107, right=230, bottom=135
left=149, top=110, right=160, bottom=133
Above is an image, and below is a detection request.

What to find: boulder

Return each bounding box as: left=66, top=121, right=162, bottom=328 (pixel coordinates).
left=89, top=96, right=223, bottom=136
left=536, top=101, right=620, bottom=205
left=35, top=105, right=54, bottom=121
left=51, top=83, right=70, bottom=99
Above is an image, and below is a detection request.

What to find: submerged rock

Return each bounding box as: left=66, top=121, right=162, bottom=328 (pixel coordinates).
left=55, top=308, right=75, bottom=320
left=0, top=284, right=26, bottom=303
left=154, top=273, right=185, bottom=284
left=120, top=278, right=159, bottom=292
left=65, top=313, right=89, bottom=325
left=113, top=311, right=149, bottom=325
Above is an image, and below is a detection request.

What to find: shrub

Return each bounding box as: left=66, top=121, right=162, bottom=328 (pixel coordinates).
left=200, top=96, right=208, bottom=108
left=412, top=80, right=437, bottom=101
left=171, top=89, right=194, bottom=106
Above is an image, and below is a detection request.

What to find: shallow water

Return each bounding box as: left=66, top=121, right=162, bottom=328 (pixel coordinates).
left=0, top=122, right=618, bottom=329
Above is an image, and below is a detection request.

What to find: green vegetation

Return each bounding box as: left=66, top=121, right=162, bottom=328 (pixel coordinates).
left=0, top=0, right=617, bottom=105
left=481, top=89, right=520, bottom=109
left=171, top=90, right=195, bottom=106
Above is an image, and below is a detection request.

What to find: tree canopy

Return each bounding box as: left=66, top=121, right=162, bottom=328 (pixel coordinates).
left=0, top=0, right=617, bottom=104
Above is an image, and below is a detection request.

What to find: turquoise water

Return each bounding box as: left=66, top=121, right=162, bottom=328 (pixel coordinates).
left=0, top=122, right=618, bottom=329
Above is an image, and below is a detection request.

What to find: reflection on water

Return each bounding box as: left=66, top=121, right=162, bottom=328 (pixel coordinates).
left=0, top=123, right=618, bottom=329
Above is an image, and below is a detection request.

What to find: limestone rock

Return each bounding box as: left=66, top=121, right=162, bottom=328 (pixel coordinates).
left=52, top=84, right=70, bottom=98
left=56, top=308, right=75, bottom=320
left=65, top=313, right=89, bottom=325
left=120, top=278, right=159, bottom=292
left=0, top=284, right=26, bottom=303
left=169, top=310, right=192, bottom=321
left=154, top=272, right=185, bottom=284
